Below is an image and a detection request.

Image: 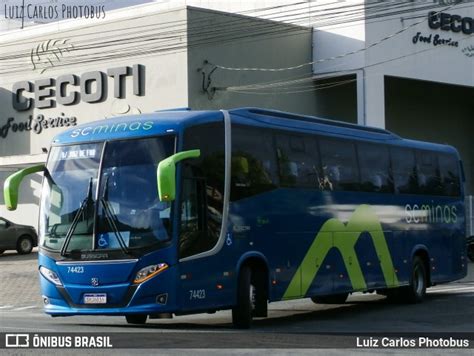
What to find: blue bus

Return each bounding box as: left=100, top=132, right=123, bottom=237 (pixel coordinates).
left=4, top=108, right=467, bottom=328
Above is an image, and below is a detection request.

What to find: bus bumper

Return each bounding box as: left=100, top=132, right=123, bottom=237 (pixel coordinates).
left=43, top=303, right=176, bottom=316
left=39, top=266, right=179, bottom=316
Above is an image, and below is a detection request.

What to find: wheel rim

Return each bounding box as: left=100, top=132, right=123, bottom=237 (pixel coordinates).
left=249, top=283, right=256, bottom=311
left=414, top=265, right=424, bottom=296
left=20, top=238, right=32, bottom=252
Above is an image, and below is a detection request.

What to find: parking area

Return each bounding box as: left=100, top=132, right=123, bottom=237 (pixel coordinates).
left=0, top=248, right=41, bottom=310
left=0, top=248, right=472, bottom=323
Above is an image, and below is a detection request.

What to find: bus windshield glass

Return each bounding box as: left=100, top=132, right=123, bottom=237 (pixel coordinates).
left=39, top=136, right=175, bottom=256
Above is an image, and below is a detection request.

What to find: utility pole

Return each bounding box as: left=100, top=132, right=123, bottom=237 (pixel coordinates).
left=21, top=0, right=25, bottom=29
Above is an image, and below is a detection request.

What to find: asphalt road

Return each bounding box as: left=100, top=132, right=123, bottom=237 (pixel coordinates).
left=1, top=249, right=474, bottom=352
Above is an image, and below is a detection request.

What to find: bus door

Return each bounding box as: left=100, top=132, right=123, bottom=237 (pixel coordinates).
left=177, top=177, right=221, bottom=311
left=177, top=122, right=227, bottom=311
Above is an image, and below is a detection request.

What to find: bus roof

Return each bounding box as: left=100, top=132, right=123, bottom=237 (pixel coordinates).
left=52, top=110, right=223, bottom=145
left=52, top=107, right=458, bottom=155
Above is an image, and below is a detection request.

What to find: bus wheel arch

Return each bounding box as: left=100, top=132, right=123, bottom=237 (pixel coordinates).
left=412, top=248, right=432, bottom=287
left=410, top=246, right=431, bottom=287
left=403, top=248, right=430, bottom=303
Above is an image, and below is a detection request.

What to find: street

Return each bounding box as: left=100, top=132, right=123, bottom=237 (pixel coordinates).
left=1, top=249, right=474, bottom=349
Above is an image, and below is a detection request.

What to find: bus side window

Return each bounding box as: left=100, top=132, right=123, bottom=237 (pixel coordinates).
left=275, top=134, right=321, bottom=189
left=391, top=148, right=418, bottom=195
left=357, top=143, right=393, bottom=193
left=416, top=150, right=442, bottom=196
left=231, top=126, right=278, bottom=201
left=319, top=138, right=359, bottom=192
left=438, top=153, right=461, bottom=197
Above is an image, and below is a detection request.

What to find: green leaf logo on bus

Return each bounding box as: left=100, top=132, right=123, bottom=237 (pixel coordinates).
left=283, top=204, right=400, bottom=299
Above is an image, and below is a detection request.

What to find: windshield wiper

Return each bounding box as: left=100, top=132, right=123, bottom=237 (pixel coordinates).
left=99, top=175, right=130, bottom=254
left=60, top=178, right=94, bottom=257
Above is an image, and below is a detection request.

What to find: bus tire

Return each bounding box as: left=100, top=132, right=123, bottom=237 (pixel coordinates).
left=311, top=292, right=349, bottom=304
left=253, top=268, right=268, bottom=318
left=467, top=243, right=474, bottom=262
left=402, top=256, right=427, bottom=303
left=383, top=289, right=402, bottom=303
left=125, top=314, right=147, bottom=325
left=232, top=266, right=254, bottom=329
left=16, top=235, right=33, bottom=255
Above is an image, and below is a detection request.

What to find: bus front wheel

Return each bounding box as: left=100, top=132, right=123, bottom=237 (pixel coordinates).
left=125, top=314, right=147, bottom=325
left=232, top=266, right=255, bottom=329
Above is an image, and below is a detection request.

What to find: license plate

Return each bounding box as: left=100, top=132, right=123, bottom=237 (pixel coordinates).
left=84, top=293, right=107, bottom=304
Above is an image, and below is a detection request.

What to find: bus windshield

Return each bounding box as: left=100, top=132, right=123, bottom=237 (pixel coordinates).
left=39, top=136, right=176, bottom=257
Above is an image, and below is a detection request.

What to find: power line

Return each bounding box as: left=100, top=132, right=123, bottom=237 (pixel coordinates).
left=3, top=0, right=442, bottom=64
left=0, top=1, right=467, bottom=76
left=0, top=0, right=443, bottom=58
left=223, top=32, right=474, bottom=95
left=211, top=2, right=460, bottom=72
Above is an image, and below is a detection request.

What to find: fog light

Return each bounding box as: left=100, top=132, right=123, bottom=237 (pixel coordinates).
left=156, top=293, right=168, bottom=305
left=42, top=296, right=50, bottom=305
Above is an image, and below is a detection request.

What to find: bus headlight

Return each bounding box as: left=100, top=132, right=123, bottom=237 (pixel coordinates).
left=133, top=263, right=168, bottom=284
left=39, top=266, right=62, bottom=286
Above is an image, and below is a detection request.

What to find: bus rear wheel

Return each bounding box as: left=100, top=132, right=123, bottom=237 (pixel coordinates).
left=311, top=292, right=349, bottom=304
left=232, top=266, right=255, bottom=329
left=402, top=256, right=427, bottom=303
left=125, top=314, right=147, bottom=325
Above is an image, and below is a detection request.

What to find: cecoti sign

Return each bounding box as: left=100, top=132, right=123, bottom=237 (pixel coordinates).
left=12, top=64, right=144, bottom=111
left=428, top=11, right=474, bottom=35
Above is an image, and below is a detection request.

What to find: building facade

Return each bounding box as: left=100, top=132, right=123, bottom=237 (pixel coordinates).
left=1, top=0, right=473, bottom=235
left=311, top=0, right=474, bottom=202
left=0, top=3, right=313, bottom=224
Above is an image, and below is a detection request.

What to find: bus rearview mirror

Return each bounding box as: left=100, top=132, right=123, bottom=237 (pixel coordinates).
left=157, top=150, right=200, bottom=202
left=3, top=164, right=45, bottom=211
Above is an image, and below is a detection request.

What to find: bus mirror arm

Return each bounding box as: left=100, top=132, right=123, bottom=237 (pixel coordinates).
left=3, top=164, right=45, bottom=211
left=157, top=150, right=200, bottom=202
